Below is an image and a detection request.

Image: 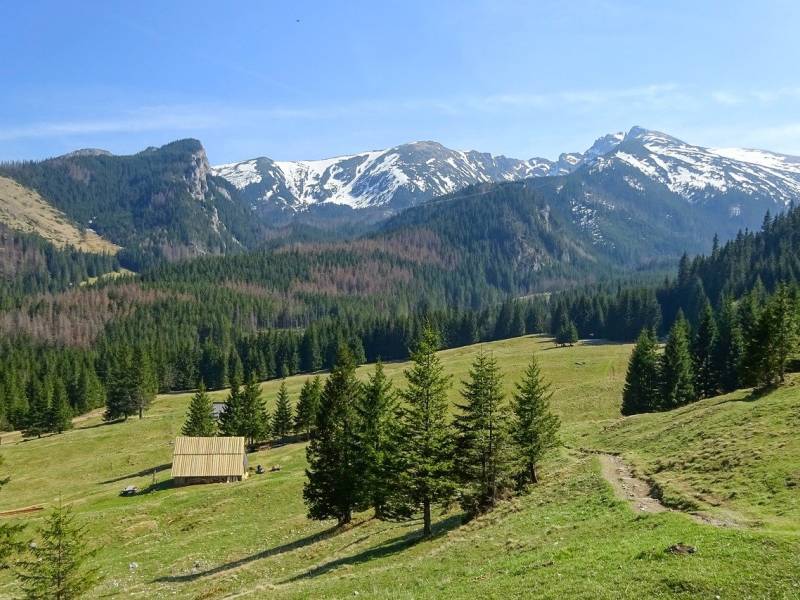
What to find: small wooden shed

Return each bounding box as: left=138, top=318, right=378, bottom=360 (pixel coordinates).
left=171, top=436, right=248, bottom=486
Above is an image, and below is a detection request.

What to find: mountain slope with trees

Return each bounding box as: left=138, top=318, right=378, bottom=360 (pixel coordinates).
left=0, top=140, right=263, bottom=268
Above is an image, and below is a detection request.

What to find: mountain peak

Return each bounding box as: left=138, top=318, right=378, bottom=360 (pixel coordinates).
left=59, top=148, right=112, bottom=159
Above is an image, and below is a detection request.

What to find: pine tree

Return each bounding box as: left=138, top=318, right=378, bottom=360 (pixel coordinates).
left=104, top=351, right=137, bottom=422
left=131, top=347, right=157, bottom=419
left=354, top=361, right=398, bottom=518
left=239, top=376, right=270, bottom=447
left=181, top=382, right=216, bottom=437
left=453, top=350, right=514, bottom=516
left=660, top=312, right=696, bottom=409
left=738, top=288, right=764, bottom=387
left=621, top=329, right=661, bottom=415
left=24, top=376, right=52, bottom=438
left=294, top=376, right=322, bottom=438
left=692, top=302, right=719, bottom=399
left=218, top=374, right=244, bottom=437
left=303, top=346, right=364, bottom=526
left=272, top=381, right=293, bottom=439
left=555, top=315, right=578, bottom=347
left=72, top=367, right=103, bottom=415
left=48, top=379, right=73, bottom=434
left=300, top=328, right=322, bottom=372
left=510, top=354, right=560, bottom=484
left=14, top=502, right=99, bottom=599
left=394, top=326, right=455, bottom=536
left=748, top=283, right=798, bottom=387
left=227, top=348, right=244, bottom=387
left=713, top=295, right=744, bottom=393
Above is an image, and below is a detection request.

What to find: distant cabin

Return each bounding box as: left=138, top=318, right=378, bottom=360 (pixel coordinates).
left=171, top=436, right=248, bottom=486
left=211, top=402, right=227, bottom=421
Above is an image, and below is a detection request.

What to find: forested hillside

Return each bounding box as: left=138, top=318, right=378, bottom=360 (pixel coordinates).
left=0, top=140, right=263, bottom=268
left=0, top=223, right=120, bottom=308
left=2, top=169, right=800, bottom=437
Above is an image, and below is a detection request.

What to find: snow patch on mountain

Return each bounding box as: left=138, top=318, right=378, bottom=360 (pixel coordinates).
left=213, top=128, right=800, bottom=215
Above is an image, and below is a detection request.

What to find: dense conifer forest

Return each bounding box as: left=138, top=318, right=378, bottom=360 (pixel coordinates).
left=2, top=188, right=799, bottom=437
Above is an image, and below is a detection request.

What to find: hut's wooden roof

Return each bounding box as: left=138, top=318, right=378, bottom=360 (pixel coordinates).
left=171, top=436, right=246, bottom=478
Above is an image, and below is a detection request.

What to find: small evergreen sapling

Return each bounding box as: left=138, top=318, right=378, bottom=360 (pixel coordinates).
left=14, top=502, right=99, bottom=600
left=510, top=354, right=560, bottom=484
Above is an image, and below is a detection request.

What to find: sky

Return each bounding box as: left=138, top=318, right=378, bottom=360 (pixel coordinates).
left=1, top=0, right=799, bottom=164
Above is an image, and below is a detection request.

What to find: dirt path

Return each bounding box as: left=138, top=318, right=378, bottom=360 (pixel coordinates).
left=597, top=453, right=739, bottom=527
left=599, top=454, right=666, bottom=513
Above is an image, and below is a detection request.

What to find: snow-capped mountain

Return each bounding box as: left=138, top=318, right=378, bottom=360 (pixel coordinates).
left=212, top=141, right=580, bottom=214
left=587, top=126, right=800, bottom=207
left=212, top=128, right=800, bottom=222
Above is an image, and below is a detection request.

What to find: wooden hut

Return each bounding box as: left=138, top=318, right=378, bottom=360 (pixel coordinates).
left=171, top=436, right=248, bottom=486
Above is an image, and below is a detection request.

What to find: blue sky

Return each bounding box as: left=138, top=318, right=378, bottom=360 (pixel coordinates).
left=1, top=0, right=799, bottom=163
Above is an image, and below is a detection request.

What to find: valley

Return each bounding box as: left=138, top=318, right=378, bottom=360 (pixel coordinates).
left=1, top=335, right=798, bottom=599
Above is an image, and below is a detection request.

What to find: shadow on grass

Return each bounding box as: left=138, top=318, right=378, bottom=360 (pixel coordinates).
left=99, top=463, right=172, bottom=485
left=152, top=523, right=344, bottom=583
left=281, top=514, right=462, bottom=583
left=139, top=479, right=174, bottom=494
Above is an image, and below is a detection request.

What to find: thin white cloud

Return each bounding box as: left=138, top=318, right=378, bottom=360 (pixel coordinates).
left=0, top=106, right=219, bottom=141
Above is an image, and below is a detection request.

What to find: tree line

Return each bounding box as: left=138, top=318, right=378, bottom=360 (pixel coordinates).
left=622, top=281, right=799, bottom=414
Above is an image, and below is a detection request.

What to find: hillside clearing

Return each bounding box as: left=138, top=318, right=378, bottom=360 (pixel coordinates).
left=0, top=175, right=119, bottom=254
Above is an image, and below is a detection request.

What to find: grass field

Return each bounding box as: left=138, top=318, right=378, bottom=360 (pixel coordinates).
left=1, top=335, right=799, bottom=599
left=0, top=175, right=119, bottom=254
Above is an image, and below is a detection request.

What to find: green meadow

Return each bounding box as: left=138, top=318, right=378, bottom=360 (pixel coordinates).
left=1, top=335, right=798, bottom=599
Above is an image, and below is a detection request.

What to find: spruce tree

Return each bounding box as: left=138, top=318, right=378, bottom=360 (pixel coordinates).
left=749, top=283, right=798, bottom=387
left=181, top=382, right=216, bottom=437
left=294, top=376, right=322, bottom=438
left=104, top=353, right=136, bottom=422
left=511, top=354, right=560, bottom=484
left=131, top=347, right=157, bottom=419
left=354, top=361, right=398, bottom=518
left=48, top=379, right=73, bottom=434
left=227, top=348, right=244, bottom=387
left=239, top=376, right=270, bottom=447
left=738, top=288, right=764, bottom=387
left=692, top=302, right=719, bottom=399
left=555, top=315, right=578, bottom=347
left=621, top=329, right=661, bottom=415
left=272, top=381, right=293, bottom=439
left=453, top=350, right=514, bottom=516
left=394, top=326, right=455, bottom=536
left=24, top=377, right=52, bottom=438
left=218, top=377, right=243, bottom=437
left=304, top=346, right=364, bottom=526
left=301, top=329, right=322, bottom=372
left=72, top=367, right=104, bottom=415
left=713, top=295, right=744, bottom=393
left=660, top=312, right=696, bottom=409
left=14, top=502, right=99, bottom=599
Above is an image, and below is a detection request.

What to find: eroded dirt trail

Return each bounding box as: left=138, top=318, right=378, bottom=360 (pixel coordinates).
left=597, top=453, right=741, bottom=527
left=599, top=453, right=666, bottom=514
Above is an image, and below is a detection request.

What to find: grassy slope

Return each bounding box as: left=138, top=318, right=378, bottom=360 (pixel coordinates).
left=590, top=378, right=800, bottom=531
left=0, top=175, right=119, bottom=254
left=0, top=335, right=798, bottom=599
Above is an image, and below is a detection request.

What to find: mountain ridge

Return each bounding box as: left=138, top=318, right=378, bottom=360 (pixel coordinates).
left=212, top=127, right=800, bottom=221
